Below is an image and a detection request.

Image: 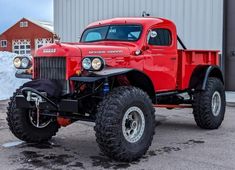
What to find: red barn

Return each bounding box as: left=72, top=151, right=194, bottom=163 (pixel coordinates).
left=0, top=18, right=57, bottom=55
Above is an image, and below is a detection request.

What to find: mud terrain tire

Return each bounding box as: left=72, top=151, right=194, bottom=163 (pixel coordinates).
left=193, top=77, right=226, bottom=129
left=95, top=86, right=155, bottom=162
left=6, top=88, right=60, bottom=143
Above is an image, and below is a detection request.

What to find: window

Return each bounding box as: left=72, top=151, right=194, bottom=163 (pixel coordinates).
left=14, top=46, right=19, bottom=49
left=82, top=26, right=109, bottom=42
left=148, top=28, right=172, bottom=46
left=128, top=31, right=141, bottom=39
left=20, top=21, right=28, bottom=27
left=81, top=25, right=142, bottom=42
left=35, top=38, right=53, bottom=50
left=12, top=39, right=31, bottom=55
left=0, top=40, right=7, bottom=47
left=85, top=32, right=102, bottom=42
left=26, top=50, right=31, bottom=54
left=38, top=45, right=43, bottom=49
left=106, top=25, right=142, bottom=41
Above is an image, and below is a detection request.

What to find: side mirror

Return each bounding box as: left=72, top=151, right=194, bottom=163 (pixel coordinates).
left=149, top=31, right=157, bottom=38
left=144, top=30, right=158, bottom=50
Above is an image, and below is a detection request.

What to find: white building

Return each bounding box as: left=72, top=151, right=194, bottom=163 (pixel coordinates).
left=54, top=0, right=235, bottom=90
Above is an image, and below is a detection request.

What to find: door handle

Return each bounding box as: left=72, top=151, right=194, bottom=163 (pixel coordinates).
left=170, top=57, right=176, bottom=61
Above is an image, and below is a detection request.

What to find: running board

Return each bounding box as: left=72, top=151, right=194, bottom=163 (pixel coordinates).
left=153, top=104, right=192, bottom=109
left=156, top=91, right=178, bottom=97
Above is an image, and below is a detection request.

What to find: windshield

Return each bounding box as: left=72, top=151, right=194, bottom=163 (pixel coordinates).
left=81, top=25, right=142, bottom=42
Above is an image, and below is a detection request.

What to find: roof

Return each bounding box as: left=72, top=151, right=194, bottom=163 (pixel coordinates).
left=0, top=18, right=54, bottom=35
left=87, top=17, right=175, bottom=29
left=27, top=18, right=54, bottom=33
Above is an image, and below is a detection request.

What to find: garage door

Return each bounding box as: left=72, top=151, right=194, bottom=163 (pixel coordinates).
left=35, top=38, right=52, bottom=50
left=12, top=39, right=31, bottom=55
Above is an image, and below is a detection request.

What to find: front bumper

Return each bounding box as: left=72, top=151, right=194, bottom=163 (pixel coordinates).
left=15, top=95, right=79, bottom=113
left=15, top=70, right=32, bottom=79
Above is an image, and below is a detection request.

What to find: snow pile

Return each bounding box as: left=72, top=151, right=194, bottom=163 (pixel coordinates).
left=0, top=52, right=29, bottom=100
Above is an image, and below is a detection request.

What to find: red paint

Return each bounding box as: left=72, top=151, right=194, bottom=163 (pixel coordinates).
left=35, top=17, right=220, bottom=92
left=153, top=104, right=192, bottom=108
left=0, top=18, right=54, bottom=55
left=57, top=117, right=71, bottom=127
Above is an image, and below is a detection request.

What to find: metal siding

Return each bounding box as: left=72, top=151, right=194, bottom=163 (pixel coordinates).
left=54, top=0, right=223, bottom=51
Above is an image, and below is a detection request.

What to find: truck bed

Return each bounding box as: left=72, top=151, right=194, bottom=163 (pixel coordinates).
left=177, top=50, right=220, bottom=90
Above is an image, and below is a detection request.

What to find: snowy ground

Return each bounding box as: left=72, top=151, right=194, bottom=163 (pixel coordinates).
left=0, top=52, right=29, bottom=100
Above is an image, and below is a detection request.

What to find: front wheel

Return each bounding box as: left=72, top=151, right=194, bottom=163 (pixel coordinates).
left=6, top=88, right=60, bottom=143
left=193, top=77, right=226, bottom=129
left=95, top=86, right=155, bottom=162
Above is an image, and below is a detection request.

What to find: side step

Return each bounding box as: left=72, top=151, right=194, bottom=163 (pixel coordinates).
left=153, top=104, right=192, bottom=109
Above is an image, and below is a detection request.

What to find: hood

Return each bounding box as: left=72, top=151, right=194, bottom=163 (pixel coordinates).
left=76, top=44, right=130, bottom=57
left=35, top=42, right=134, bottom=58
left=35, top=43, right=82, bottom=57
left=35, top=42, right=139, bottom=78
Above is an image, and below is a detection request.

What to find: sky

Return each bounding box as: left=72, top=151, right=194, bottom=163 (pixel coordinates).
left=0, top=0, right=53, bottom=34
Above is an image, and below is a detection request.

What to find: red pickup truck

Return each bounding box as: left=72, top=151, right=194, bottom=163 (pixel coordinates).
left=8, top=17, right=225, bottom=162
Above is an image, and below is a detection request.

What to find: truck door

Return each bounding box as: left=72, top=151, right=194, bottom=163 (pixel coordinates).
left=144, top=27, right=178, bottom=92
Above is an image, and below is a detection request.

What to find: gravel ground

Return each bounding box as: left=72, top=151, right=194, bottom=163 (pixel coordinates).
left=0, top=100, right=235, bottom=170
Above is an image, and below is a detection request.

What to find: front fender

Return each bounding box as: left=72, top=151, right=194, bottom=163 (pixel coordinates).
left=70, top=68, right=156, bottom=103
left=70, top=68, right=133, bottom=82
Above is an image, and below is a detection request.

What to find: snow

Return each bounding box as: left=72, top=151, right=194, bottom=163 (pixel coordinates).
left=0, top=52, right=29, bottom=100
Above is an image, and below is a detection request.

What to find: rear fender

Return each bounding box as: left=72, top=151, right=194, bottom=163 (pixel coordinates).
left=189, top=65, right=224, bottom=90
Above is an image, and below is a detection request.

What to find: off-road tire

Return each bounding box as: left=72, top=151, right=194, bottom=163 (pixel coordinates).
left=6, top=88, right=60, bottom=143
left=193, top=77, right=226, bottom=129
left=95, top=86, right=155, bottom=162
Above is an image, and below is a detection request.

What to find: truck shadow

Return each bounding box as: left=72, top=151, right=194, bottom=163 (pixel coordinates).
left=8, top=119, right=208, bottom=170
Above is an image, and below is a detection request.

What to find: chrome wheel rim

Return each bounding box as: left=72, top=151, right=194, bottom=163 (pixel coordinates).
left=122, top=106, right=145, bottom=143
left=29, top=110, right=52, bottom=128
left=211, top=91, right=221, bottom=117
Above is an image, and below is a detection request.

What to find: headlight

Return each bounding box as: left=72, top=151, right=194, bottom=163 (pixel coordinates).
left=92, top=58, right=102, bottom=70
left=82, top=58, right=92, bottom=70
left=13, top=56, right=31, bottom=69
left=21, top=58, right=30, bottom=69
left=13, top=57, right=21, bottom=68
left=82, top=57, right=104, bottom=71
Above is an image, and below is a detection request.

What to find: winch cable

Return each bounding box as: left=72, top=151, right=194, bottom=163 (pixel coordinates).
left=21, top=87, right=59, bottom=110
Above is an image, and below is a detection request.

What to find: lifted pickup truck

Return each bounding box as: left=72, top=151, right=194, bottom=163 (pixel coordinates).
left=8, top=17, right=225, bottom=162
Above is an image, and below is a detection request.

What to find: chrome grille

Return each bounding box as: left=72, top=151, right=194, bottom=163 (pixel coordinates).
left=34, top=57, right=66, bottom=80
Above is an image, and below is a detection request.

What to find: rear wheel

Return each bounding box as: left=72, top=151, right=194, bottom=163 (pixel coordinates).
left=193, top=78, right=226, bottom=129
left=95, top=86, right=155, bottom=162
left=6, top=88, right=60, bottom=143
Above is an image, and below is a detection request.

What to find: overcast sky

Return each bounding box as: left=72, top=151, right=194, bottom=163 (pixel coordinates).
left=0, top=0, right=53, bottom=33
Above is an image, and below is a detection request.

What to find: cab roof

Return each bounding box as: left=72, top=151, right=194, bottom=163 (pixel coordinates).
left=86, top=17, right=175, bottom=29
